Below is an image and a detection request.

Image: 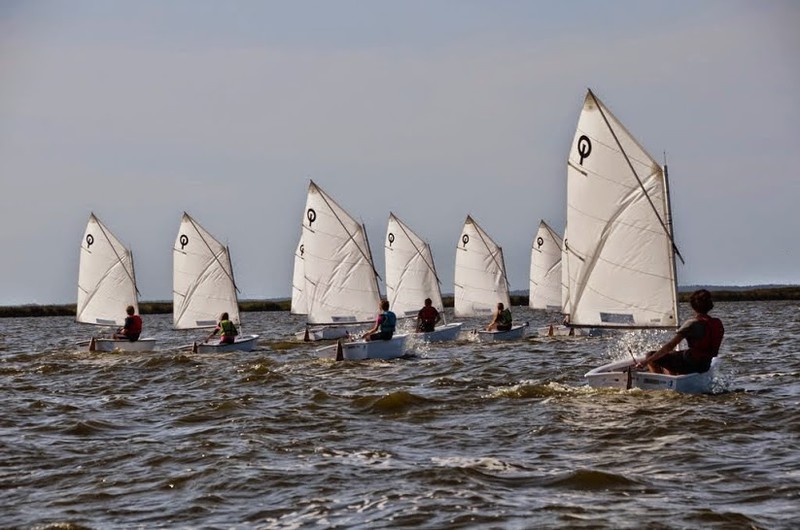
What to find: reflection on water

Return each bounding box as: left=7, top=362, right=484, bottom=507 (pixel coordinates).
left=1, top=301, right=798, bottom=528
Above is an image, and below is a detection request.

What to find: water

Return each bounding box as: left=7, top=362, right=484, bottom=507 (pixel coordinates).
left=1, top=301, right=798, bottom=529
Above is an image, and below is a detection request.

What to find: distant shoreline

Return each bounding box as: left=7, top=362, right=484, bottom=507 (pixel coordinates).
left=2, top=286, right=798, bottom=318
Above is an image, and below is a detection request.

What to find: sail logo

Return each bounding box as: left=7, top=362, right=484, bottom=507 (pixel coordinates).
left=461, top=234, right=470, bottom=247
left=179, top=234, right=189, bottom=250
left=387, top=233, right=395, bottom=247
left=536, top=236, right=544, bottom=249
left=577, top=135, right=592, bottom=165
left=85, top=234, right=94, bottom=248
left=306, top=208, right=317, bottom=227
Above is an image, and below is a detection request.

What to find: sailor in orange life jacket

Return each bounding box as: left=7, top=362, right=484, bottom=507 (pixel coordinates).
left=113, top=305, right=142, bottom=341
left=641, top=289, right=724, bottom=375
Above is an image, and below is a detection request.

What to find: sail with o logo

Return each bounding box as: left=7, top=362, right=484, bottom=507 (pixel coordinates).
left=384, top=212, right=444, bottom=318
left=173, top=212, right=241, bottom=330
left=77, top=213, right=140, bottom=327
left=564, top=89, right=680, bottom=329
left=529, top=220, right=563, bottom=312
left=453, top=215, right=511, bottom=318
left=301, top=180, right=381, bottom=325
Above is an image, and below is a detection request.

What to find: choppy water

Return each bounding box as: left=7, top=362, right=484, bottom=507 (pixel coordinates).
left=1, top=301, right=798, bottom=529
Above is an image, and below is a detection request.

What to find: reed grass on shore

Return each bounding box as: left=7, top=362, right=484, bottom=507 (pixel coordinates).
left=2, top=286, right=798, bottom=318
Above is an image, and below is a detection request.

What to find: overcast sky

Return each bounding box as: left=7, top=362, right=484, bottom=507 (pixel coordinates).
left=1, top=0, right=798, bottom=305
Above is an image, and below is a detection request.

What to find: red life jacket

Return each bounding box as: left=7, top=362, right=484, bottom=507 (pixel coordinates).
left=128, top=315, right=143, bottom=335
left=686, top=314, right=723, bottom=362
left=418, top=306, right=439, bottom=324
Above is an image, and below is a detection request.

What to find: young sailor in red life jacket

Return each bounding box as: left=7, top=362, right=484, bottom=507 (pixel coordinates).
left=643, top=289, right=724, bottom=375
left=113, top=305, right=142, bottom=341
left=416, top=298, right=441, bottom=332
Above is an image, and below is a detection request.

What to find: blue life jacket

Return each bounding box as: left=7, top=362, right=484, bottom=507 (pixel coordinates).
left=380, top=311, right=397, bottom=333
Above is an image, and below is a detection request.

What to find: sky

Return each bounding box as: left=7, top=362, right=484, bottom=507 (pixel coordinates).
left=1, top=0, right=798, bottom=305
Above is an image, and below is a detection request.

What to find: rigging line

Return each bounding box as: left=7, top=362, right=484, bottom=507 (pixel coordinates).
left=313, top=184, right=382, bottom=282
left=588, top=90, right=685, bottom=265
left=92, top=215, right=140, bottom=298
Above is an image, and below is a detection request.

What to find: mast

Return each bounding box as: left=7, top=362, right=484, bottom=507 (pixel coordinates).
left=663, top=154, right=680, bottom=324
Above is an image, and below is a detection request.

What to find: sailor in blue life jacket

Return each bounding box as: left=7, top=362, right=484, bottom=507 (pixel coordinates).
left=641, top=289, right=724, bottom=375
left=363, top=300, right=397, bottom=341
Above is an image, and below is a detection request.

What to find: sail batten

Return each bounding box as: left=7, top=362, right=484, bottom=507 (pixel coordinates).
left=564, top=90, right=678, bottom=329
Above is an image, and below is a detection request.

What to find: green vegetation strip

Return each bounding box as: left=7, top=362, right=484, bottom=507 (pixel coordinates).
left=2, top=287, right=798, bottom=318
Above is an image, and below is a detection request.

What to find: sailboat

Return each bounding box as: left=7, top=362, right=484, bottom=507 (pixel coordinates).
left=173, top=212, right=259, bottom=353
left=301, top=181, right=407, bottom=360
left=454, top=215, right=527, bottom=342
left=564, top=89, right=715, bottom=392
left=531, top=221, right=587, bottom=337
left=76, top=213, right=156, bottom=352
left=385, top=213, right=463, bottom=342
left=529, top=220, right=566, bottom=336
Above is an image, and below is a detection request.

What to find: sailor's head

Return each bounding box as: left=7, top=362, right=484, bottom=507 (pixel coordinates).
left=497, top=302, right=505, bottom=311
left=424, top=298, right=432, bottom=306
left=219, top=312, right=230, bottom=321
left=126, top=305, right=135, bottom=315
left=689, top=289, right=714, bottom=314
left=380, top=300, right=390, bottom=311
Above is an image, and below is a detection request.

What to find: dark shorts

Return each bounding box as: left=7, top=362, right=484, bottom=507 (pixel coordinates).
left=496, top=323, right=512, bottom=332
left=652, top=350, right=711, bottom=375
left=369, top=331, right=393, bottom=341
left=417, top=322, right=435, bottom=332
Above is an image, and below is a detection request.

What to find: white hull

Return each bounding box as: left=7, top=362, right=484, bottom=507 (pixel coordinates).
left=90, top=337, right=156, bottom=352
left=193, top=335, right=259, bottom=353
left=536, top=325, right=597, bottom=338
left=474, top=323, right=528, bottom=342
left=295, top=325, right=357, bottom=342
left=318, top=334, right=408, bottom=361
left=584, top=357, right=719, bottom=394
left=414, top=323, right=463, bottom=342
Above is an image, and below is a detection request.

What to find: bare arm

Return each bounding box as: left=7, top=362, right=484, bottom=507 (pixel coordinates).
left=647, top=333, right=684, bottom=362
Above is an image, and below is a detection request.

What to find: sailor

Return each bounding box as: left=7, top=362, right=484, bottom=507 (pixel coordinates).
left=643, top=289, right=724, bottom=375
left=112, top=305, right=142, bottom=341
left=486, top=302, right=512, bottom=331
left=363, top=300, right=397, bottom=341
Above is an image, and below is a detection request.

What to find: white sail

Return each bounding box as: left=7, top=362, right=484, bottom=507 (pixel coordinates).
left=564, top=89, right=678, bottom=328
left=453, top=215, right=510, bottom=317
left=76, top=213, right=139, bottom=326
left=529, top=220, right=563, bottom=311
left=385, top=213, right=444, bottom=319
left=301, top=181, right=381, bottom=324
left=290, top=235, right=307, bottom=315
left=173, top=212, right=241, bottom=329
